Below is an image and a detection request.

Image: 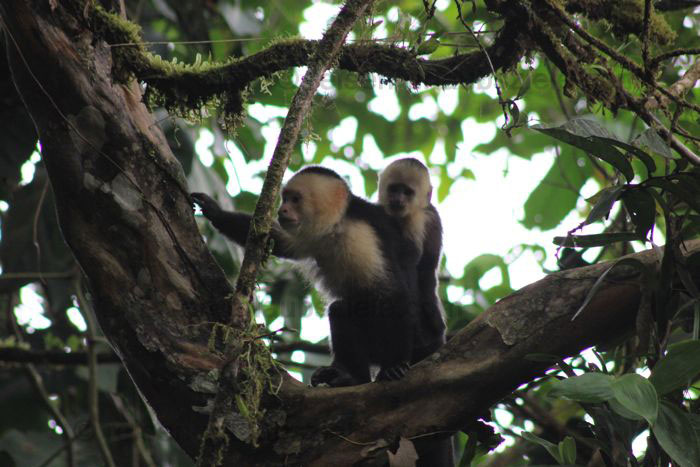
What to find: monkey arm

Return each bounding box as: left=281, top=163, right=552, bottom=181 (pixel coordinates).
left=416, top=207, right=447, bottom=338
left=190, top=193, right=296, bottom=258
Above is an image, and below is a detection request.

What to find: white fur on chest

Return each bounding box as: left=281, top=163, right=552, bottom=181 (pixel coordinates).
left=403, top=208, right=429, bottom=254
left=300, top=219, right=388, bottom=298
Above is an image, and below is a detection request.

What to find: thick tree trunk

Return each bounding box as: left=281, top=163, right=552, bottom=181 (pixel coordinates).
left=1, top=0, right=236, bottom=458
left=2, top=1, right=699, bottom=465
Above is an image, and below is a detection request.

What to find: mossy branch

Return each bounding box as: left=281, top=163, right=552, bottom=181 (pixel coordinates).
left=89, top=3, right=522, bottom=125
left=194, top=1, right=375, bottom=465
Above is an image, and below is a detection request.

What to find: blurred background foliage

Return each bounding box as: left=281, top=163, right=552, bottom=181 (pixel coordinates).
left=1, top=0, right=699, bottom=465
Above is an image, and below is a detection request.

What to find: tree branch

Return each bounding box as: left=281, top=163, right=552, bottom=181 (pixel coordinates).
left=196, top=0, right=375, bottom=464
left=0, top=341, right=328, bottom=366
left=276, top=239, right=700, bottom=465
left=3, top=0, right=700, bottom=465
left=0, top=347, right=121, bottom=365
left=92, top=6, right=524, bottom=105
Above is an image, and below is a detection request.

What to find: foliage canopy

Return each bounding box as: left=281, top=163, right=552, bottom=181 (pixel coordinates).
left=1, top=0, right=699, bottom=465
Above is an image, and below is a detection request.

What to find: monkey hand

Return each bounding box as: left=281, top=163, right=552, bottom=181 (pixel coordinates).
left=310, top=365, right=359, bottom=387
left=190, top=192, right=221, bottom=218
left=376, top=362, right=410, bottom=382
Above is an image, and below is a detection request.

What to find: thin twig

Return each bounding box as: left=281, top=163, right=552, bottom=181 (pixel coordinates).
left=647, top=59, right=700, bottom=111
left=75, top=277, right=117, bottom=467
left=108, top=37, right=261, bottom=47
left=8, top=297, right=76, bottom=467
left=0, top=347, right=121, bottom=365
left=542, top=0, right=700, bottom=115
left=110, top=394, right=157, bottom=467
left=196, top=1, right=375, bottom=465
left=276, top=359, right=318, bottom=370
left=326, top=430, right=375, bottom=446
left=651, top=48, right=700, bottom=67
left=453, top=0, right=508, bottom=126
left=31, top=176, right=49, bottom=285
left=0, top=269, right=77, bottom=280
left=641, top=107, right=700, bottom=165
left=36, top=425, right=90, bottom=467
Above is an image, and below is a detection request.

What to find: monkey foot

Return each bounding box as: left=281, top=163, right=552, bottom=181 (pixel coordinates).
left=310, top=366, right=360, bottom=387
left=376, top=362, right=410, bottom=381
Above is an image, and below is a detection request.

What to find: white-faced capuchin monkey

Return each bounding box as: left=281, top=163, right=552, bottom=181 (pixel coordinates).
left=378, top=158, right=447, bottom=354
left=191, top=167, right=421, bottom=386
left=378, top=159, right=454, bottom=467
left=193, top=166, right=454, bottom=467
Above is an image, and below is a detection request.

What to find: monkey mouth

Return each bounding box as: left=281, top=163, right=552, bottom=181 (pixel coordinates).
left=388, top=204, right=406, bottom=215
left=279, top=217, right=299, bottom=231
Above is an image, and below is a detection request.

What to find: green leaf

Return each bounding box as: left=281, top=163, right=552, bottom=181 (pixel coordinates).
left=558, top=436, right=577, bottom=465
left=611, top=373, right=658, bottom=426
left=645, top=178, right=700, bottom=213
left=520, top=432, right=562, bottom=464
left=553, top=232, right=642, bottom=248
left=689, top=413, right=700, bottom=439
left=621, top=188, right=656, bottom=238
left=608, top=397, right=645, bottom=421
left=605, top=139, right=656, bottom=175
left=416, top=32, right=443, bottom=55
left=652, top=401, right=700, bottom=467
left=649, top=339, right=700, bottom=395
left=522, top=147, right=591, bottom=230
left=585, top=185, right=624, bottom=225
left=531, top=119, right=635, bottom=181
left=633, top=128, right=674, bottom=159
left=310, top=288, right=325, bottom=318
left=516, top=73, right=532, bottom=99
left=460, top=254, right=510, bottom=291
left=437, top=167, right=454, bottom=202
left=549, top=373, right=615, bottom=403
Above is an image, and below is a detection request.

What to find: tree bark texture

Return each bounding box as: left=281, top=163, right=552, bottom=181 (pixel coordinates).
left=2, top=0, right=235, bottom=457
left=2, top=1, right=699, bottom=465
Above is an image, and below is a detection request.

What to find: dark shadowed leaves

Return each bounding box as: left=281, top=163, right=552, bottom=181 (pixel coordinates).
left=549, top=372, right=615, bottom=403
left=652, top=401, right=700, bottom=467
left=645, top=178, right=700, bottom=213
left=553, top=232, right=642, bottom=248
left=521, top=432, right=576, bottom=465
left=621, top=188, right=657, bottom=238
left=633, top=128, right=674, bottom=160
left=610, top=373, right=658, bottom=426
left=585, top=185, right=624, bottom=225
left=531, top=119, right=635, bottom=181
left=649, top=339, right=700, bottom=396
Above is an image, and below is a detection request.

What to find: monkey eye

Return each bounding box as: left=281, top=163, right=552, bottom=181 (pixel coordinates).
left=284, top=193, right=301, bottom=204
left=403, top=188, right=414, bottom=196
left=388, top=184, right=402, bottom=194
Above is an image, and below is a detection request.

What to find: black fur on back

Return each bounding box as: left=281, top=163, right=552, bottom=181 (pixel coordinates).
left=296, top=166, right=347, bottom=183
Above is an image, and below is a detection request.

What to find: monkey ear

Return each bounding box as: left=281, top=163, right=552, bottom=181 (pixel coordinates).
left=427, top=186, right=433, bottom=203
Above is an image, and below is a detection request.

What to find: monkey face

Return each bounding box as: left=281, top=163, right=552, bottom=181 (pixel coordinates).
left=386, top=183, right=415, bottom=217
left=278, top=188, right=302, bottom=232
left=279, top=172, right=350, bottom=237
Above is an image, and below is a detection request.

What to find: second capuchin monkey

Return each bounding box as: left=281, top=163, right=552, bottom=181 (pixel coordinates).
left=378, top=158, right=454, bottom=467
left=191, top=166, right=421, bottom=387
left=193, top=166, right=454, bottom=466
left=378, top=158, right=447, bottom=352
